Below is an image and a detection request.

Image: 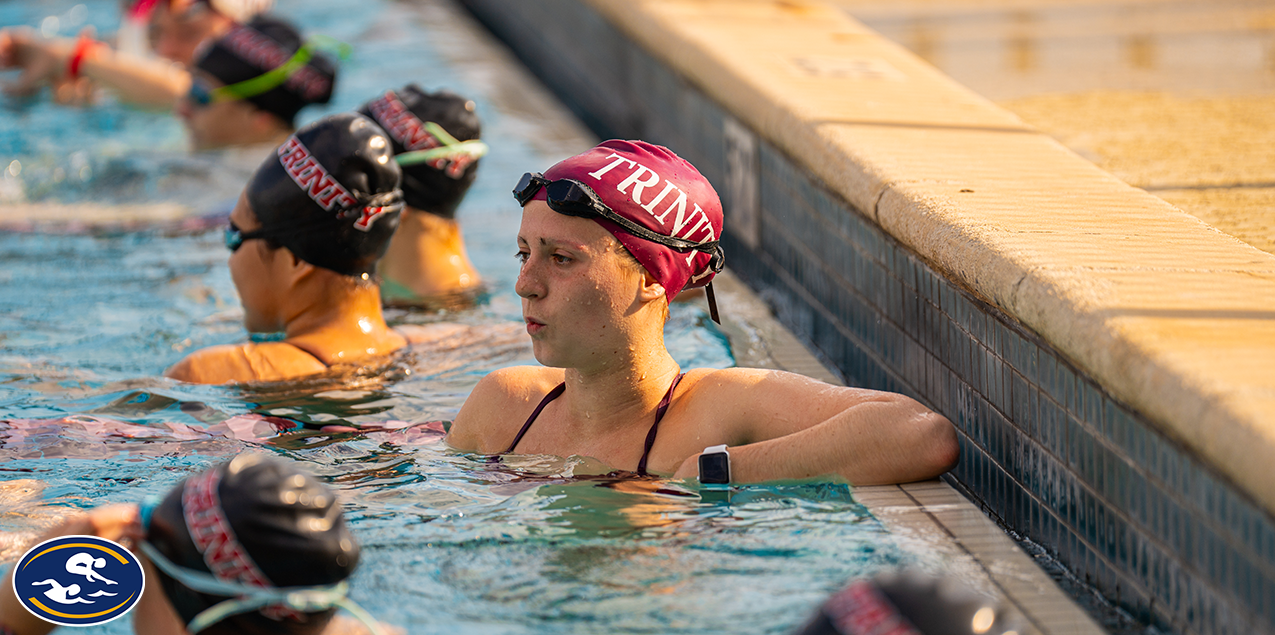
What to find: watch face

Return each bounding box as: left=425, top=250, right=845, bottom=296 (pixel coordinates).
left=698, top=452, right=730, bottom=484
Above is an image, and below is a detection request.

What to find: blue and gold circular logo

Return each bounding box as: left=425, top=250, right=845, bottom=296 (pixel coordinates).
left=12, top=535, right=145, bottom=626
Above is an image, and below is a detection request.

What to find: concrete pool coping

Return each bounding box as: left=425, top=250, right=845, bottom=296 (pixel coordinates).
left=571, top=0, right=1275, bottom=521
left=715, top=271, right=1103, bottom=634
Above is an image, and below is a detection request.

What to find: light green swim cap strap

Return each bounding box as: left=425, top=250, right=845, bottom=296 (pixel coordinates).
left=395, top=122, right=490, bottom=166
left=209, top=34, right=352, bottom=104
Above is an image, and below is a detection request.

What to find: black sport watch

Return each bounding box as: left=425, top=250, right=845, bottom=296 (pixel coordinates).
left=698, top=444, right=731, bottom=485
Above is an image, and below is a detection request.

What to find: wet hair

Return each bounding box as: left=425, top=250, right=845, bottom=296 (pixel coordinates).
left=358, top=84, right=482, bottom=219
left=245, top=112, right=404, bottom=277
left=145, top=454, right=358, bottom=635
left=193, top=15, right=336, bottom=126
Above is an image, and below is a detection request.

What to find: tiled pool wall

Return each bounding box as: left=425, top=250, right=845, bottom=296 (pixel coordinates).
left=455, top=1, right=1275, bottom=633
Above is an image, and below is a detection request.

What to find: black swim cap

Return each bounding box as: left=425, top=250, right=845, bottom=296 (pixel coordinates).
left=358, top=84, right=482, bottom=219
left=791, top=570, right=1016, bottom=635
left=245, top=112, right=404, bottom=277
left=193, top=15, right=336, bottom=126
left=145, top=454, right=359, bottom=635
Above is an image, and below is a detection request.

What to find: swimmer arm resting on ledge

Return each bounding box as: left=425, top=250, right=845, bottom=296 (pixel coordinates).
left=668, top=367, right=959, bottom=485
left=448, top=366, right=958, bottom=486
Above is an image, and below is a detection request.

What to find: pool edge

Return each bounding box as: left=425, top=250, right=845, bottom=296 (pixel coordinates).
left=447, top=0, right=1275, bottom=632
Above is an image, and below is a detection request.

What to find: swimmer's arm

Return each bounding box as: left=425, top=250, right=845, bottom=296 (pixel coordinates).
left=0, top=576, right=55, bottom=635
left=0, top=505, right=142, bottom=635
left=79, top=47, right=190, bottom=108
left=674, top=369, right=958, bottom=485
left=0, top=29, right=187, bottom=107
left=165, top=343, right=326, bottom=384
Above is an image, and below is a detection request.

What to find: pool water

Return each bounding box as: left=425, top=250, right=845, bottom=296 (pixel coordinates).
left=0, top=0, right=918, bottom=633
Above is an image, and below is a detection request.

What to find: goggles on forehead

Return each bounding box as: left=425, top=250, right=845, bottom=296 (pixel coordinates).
left=513, top=172, right=725, bottom=273
left=138, top=501, right=387, bottom=635
left=187, top=34, right=350, bottom=108
left=395, top=121, right=489, bottom=167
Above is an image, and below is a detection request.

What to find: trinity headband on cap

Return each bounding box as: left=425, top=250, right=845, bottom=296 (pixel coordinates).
left=141, top=455, right=376, bottom=635
left=516, top=140, right=725, bottom=321
left=244, top=112, right=404, bottom=277
left=359, top=85, right=487, bottom=219
left=193, top=15, right=336, bottom=125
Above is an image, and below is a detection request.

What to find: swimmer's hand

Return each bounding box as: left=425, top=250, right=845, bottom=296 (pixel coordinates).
left=0, top=28, right=72, bottom=98
left=39, top=504, right=143, bottom=546
left=324, top=614, right=404, bottom=635
left=0, top=505, right=143, bottom=635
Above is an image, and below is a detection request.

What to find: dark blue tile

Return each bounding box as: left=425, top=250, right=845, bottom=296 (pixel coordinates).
left=1061, top=362, right=1079, bottom=418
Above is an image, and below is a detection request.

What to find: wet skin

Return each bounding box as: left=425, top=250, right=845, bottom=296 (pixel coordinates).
left=165, top=192, right=408, bottom=384
left=446, top=200, right=960, bottom=485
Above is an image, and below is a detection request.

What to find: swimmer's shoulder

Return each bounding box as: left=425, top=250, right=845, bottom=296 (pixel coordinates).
left=165, top=342, right=327, bottom=384
left=446, top=366, right=564, bottom=453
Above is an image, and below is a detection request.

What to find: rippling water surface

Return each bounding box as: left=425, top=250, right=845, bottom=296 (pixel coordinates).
left=0, top=0, right=912, bottom=632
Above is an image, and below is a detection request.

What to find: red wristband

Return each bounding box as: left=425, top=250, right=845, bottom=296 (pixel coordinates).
left=67, top=34, right=98, bottom=79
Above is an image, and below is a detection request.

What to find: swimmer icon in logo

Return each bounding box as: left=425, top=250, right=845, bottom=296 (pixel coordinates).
left=11, top=535, right=144, bottom=627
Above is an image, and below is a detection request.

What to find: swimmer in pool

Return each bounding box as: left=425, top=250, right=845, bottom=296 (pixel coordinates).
left=0, top=0, right=272, bottom=106
left=0, top=454, right=387, bottom=635
left=165, top=112, right=408, bottom=384
left=446, top=140, right=959, bottom=485
left=176, top=15, right=336, bottom=151
left=358, top=85, right=487, bottom=308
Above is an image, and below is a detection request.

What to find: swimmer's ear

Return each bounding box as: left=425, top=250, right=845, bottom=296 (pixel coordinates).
left=638, top=270, right=666, bottom=304
left=250, top=109, right=291, bottom=136
left=281, top=247, right=318, bottom=284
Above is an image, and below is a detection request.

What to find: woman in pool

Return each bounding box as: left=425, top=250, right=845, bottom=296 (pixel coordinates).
left=446, top=140, right=959, bottom=484
left=358, top=84, right=487, bottom=308
left=177, top=15, right=335, bottom=150
left=165, top=112, right=408, bottom=384
left=0, top=0, right=272, bottom=106
left=0, top=0, right=262, bottom=102
left=0, top=454, right=384, bottom=635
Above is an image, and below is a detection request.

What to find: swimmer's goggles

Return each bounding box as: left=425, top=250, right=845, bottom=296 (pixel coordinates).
left=513, top=172, right=725, bottom=272
left=137, top=501, right=387, bottom=635
left=186, top=34, right=351, bottom=108
left=225, top=220, right=270, bottom=252
left=394, top=121, right=489, bottom=167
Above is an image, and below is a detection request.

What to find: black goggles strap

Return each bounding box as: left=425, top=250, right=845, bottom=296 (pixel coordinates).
left=513, top=173, right=722, bottom=263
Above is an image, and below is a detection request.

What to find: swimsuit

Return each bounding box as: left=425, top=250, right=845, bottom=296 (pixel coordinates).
left=503, top=373, right=686, bottom=476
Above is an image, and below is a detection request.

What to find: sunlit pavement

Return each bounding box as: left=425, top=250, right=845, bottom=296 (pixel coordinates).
left=830, top=0, right=1275, bottom=255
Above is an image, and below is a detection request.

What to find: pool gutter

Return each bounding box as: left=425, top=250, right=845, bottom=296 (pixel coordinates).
left=452, top=0, right=1275, bottom=632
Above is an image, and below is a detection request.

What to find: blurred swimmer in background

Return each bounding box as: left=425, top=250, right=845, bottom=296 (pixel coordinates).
left=359, top=85, right=488, bottom=309
left=178, top=16, right=336, bottom=150
left=0, top=454, right=388, bottom=634
left=0, top=0, right=272, bottom=106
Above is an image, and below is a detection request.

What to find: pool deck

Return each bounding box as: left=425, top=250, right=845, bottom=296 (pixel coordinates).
left=716, top=271, right=1102, bottom=635
left=830, top=0, right=1275, bottom=256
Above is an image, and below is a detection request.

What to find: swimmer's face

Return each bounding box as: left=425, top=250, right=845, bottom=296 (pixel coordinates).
left=228, top=192, right=287, bottom=332
left=177, top=72, right=272, bottom=151
left=515, top=200, right=652, bottom=369
left=149, top=1, right=234, bottom=65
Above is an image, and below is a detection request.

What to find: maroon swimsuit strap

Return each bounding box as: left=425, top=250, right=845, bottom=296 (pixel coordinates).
left=503, top=373, right=686, bottom=476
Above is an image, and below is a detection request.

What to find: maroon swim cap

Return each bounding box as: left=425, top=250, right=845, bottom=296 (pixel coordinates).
left=535, top=140, right=724, bottom=300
